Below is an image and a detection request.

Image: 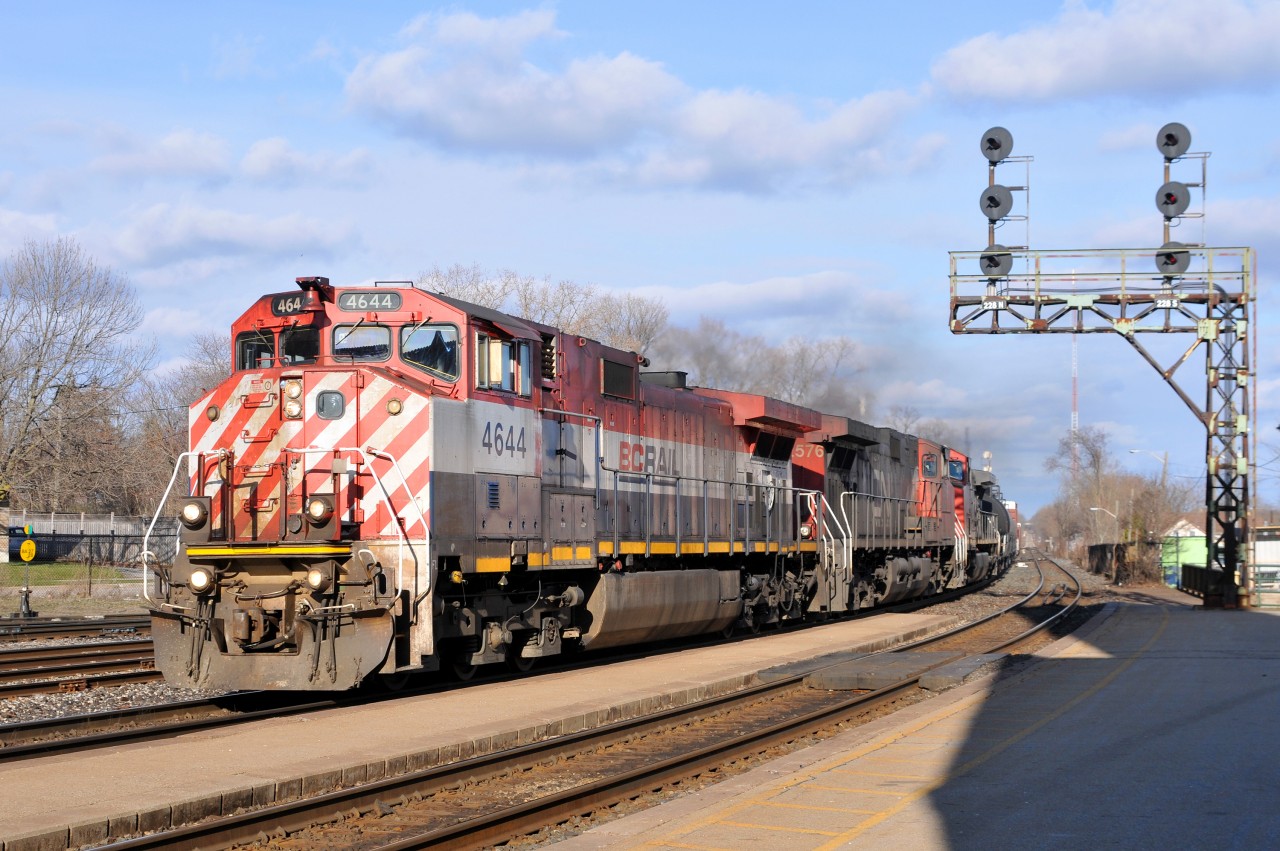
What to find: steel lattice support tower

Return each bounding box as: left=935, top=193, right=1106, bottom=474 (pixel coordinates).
left=949, top=246, right=1255, bottom=606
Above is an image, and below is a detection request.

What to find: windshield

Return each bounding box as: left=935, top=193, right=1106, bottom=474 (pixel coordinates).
left=401, top=324, right=459, bottom=380
left=235, top=330, right=274, bottom=370
left=280, top=327, right=320, bottom=365
left=333, top=324, right=391, bottom=361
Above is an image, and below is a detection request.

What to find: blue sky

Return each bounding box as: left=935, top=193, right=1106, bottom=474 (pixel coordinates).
left=2, top=0, right=1277, bottom=516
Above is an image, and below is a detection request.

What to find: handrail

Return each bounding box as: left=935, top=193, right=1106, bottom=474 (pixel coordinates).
left=140, top=450, right=226, bottom=604
left=289, top=446, right=432, bottom=618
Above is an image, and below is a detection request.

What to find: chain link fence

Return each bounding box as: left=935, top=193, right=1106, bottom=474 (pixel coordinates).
left=2, top=512, right=177, bottom=606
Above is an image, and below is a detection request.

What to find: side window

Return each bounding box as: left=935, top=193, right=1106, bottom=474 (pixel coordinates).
left=475, top=332, right=530, bottom=396
left=922, top=454, right=938, bottom=478
left=280, top=327, right=319, bottom=365
left=333, top=324, right=391, bottom=361
left=948, top=460, right=966, bottom=481
left=401, top=325, right=459, bottom=381
left=235, top=330, right=275, bottom=370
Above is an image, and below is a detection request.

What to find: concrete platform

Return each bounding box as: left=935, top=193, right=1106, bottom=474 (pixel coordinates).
left=0, top=611, right=958, bottom=850
left=554, top=585, right=1280, bottom=850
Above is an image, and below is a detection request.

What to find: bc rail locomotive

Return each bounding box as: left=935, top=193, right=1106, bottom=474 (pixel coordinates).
left=143, top=277, right=1017, bottom=690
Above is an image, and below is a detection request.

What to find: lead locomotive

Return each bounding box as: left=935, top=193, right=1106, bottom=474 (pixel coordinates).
left=144, top=277, right=1017, bottom=690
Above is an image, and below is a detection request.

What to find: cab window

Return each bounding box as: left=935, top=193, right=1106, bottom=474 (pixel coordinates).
left=401, top=325, right=459, bottom=381
left=922, top=454, right=938, bottom=478
left=235, top=330, right=274, bottom=370
left=280, top=327, right=320, bottom=365
left=333, top=324, right=391, bottom=361
left=476, top=332, right=530, bottom=396
left=948, top=459, right=966, bottom=481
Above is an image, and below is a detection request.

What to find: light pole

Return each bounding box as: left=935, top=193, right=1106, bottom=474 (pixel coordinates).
left=1090, top=505, right=1121, bottom=584
left=1128, top=448, right=1169, bottom=491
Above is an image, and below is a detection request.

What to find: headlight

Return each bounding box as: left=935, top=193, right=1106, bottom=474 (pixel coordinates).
left=386, top=398, right=404, bottom=416
left=189, top=568, right=214, bottom=593
left=799, top=523, right=813, bottom=539
left=306, top=567, right=331, bottom=593
left=205, top=404, right=220, bottom=422
left=305, top=496, right=334, bottom=524
left=283, top=399, right=303, bottom=419
left=180, top=500, right=208, bottom=528
left=284, top=379, right=303, bottom=399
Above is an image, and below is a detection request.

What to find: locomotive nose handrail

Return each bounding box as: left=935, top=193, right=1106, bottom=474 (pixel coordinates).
left=290, top=445, right=433, bottom=618
left=140, top=449, right=227, bottom=604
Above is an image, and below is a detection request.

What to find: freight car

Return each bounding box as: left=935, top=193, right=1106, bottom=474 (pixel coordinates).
left=143, top=277, right=1017, bottom=690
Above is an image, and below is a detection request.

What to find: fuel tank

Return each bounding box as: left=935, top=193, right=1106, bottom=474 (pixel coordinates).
left=579, top=569, right=742, bottom=650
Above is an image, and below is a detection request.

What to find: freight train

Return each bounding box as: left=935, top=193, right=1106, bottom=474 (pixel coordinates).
left=143, top=277, right=1017, bottom=690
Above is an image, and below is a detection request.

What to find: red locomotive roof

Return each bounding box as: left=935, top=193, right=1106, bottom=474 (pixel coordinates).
left=813, top=414, right=881, bottom=446
left=695, top=389, right=822, bottom=436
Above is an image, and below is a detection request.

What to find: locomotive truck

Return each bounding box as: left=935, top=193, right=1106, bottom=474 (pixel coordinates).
left=143, top=276, right=1017, bottom=690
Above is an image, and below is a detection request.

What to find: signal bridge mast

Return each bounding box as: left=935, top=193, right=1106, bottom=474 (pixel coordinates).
left=950, top=124, right=1256, bottom=608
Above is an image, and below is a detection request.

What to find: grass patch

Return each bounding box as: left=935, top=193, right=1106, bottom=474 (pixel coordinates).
left=1, top=562, right=131, bottom=586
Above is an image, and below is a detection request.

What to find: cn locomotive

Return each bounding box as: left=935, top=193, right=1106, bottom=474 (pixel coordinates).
left=143, top=277, right=1017, bottom=690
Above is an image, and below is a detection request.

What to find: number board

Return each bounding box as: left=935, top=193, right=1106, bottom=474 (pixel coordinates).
left=270, top=292, right=311, bottom=316
left=338, top=290, right=402, bottom=312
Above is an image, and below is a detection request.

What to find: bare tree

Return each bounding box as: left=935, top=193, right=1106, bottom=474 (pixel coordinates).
left=648, top=318, right=875, bottom=417
left=123, top=332, right=233, bottom=513
left=416, top=263, right=668, bottom=355
left=0, top=238, right=153, bottom=509
left=599, top=292, right=669, bottom=355
left=417, top=263, right=513, bottom=309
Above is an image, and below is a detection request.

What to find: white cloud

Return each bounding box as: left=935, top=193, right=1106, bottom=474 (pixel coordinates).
left=140, top=306, right=208, bottom=338
left=90, top=129, right=231, bottom=181
left=0, top=208, right=59, bottom=249
left=346, top=10, right=928, bottom=192
left=212, top=33, right=270, bottom=81
left=1097, top=123, right=1159, bottom=152
left=932, top=0, right=1280, bottom=102
left=114, top=203, right=357, bottom=269
left=640, top=270, right=920, bottom=333
left=240, top=137, right=372, bottom=186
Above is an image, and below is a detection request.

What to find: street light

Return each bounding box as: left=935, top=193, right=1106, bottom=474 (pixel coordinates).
left=1090, top=506, right=1122, bottom=585
left=1128, top=448, right=1169, bottom=491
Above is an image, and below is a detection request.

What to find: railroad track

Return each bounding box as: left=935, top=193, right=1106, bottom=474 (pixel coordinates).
left=101, top=552, right=1083, bottom=850
left=0, top=614, right=149, bottom=641
left=0, top=573, right=1000, bottom=760
left=0, top=637, right=159, bottom=698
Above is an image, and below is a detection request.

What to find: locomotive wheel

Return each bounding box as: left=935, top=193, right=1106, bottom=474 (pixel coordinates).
left=380, top=672, right=413, bottom=692
left=506, top=648, right=535, bottom=673
left=450, top=658, right=479, bottom=681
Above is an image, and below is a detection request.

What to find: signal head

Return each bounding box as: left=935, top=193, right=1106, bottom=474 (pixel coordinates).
left=981, top=127, right=1013, bottom=163
left=979, top=184, right=1014, bottom=220
left=1156, top=241, right=1190, bottom=276
left=1156, top=122, right=1191, bottom=160
left=1156, top=181, right=1190, bottom=219
left=980, top=244, right=1013, bottom=278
